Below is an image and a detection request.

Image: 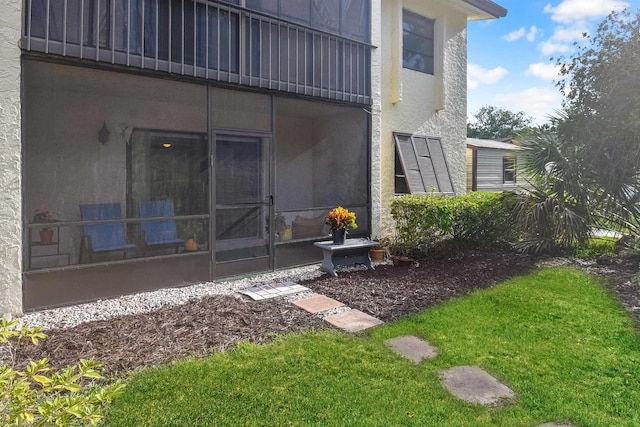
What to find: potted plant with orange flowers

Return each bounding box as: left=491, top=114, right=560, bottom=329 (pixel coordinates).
left=325, top=206, right=357, bottom=245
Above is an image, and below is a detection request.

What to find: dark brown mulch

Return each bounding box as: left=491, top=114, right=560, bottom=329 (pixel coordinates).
left=577, top=254, right=640, bottom=326
left=15, top=296, right=324, bottom=374
left=13, top=250, right=638, bottom=375
left=300, top=252, right=535, bottom=322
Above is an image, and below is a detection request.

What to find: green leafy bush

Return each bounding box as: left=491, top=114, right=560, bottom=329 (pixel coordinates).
left=574, top=236, right=618, bottom=259
left=1, top=316, right=124, bottom=426
left=390, top=192, right=518, bottom=257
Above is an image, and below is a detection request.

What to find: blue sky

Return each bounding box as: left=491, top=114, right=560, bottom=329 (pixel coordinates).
left=467, top=0, right=640, bottom=125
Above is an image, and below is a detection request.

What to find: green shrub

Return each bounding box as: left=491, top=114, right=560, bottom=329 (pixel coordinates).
left=574, top=236, right=618, bottom=259
left=0, top=316, right=125, bottom=426
left=390, top=192, right=518, bottom=257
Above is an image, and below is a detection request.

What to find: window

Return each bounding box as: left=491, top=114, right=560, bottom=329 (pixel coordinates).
left=128, top=130, right=209, bottom=246
left=402, top=10, right=434, bottom=74
left=394, top=133, right=454, bottom=194
left=503, top=154, right=516, bottom=183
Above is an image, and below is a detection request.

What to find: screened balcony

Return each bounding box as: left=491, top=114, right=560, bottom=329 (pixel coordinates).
left=22, top=0, right=372, bottom=104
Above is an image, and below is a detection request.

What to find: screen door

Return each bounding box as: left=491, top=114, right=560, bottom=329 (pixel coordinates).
left=213, top=132, right=272, bottom=267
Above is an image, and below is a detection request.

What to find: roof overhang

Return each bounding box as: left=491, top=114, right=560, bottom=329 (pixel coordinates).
left=456, top=0, right=508, bottom=20
left=467, top=138, right=521, bottom=150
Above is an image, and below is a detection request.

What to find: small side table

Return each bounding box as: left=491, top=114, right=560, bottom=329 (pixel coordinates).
left=314, top=238, right=379, bottom=277
left=28, top=225, right=70, bottom=270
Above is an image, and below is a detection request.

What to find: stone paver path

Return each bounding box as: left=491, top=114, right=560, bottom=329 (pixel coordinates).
left=440, top=365, right=516, bottom=406
left=324, top=309, right=384, bottom=332
left=384, top=335, right=437, bottom=363
left=292, top=295, right=344, bottom=313
left=242, top=281, right=533, bottom=415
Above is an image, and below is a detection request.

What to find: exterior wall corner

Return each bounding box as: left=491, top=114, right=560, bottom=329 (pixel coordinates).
left=370, top=0, right=384, bottom=239
left=0, top=0, right=24, bottom=314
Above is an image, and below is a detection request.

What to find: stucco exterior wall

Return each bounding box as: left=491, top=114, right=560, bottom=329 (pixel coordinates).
left=0, top=0, right=23, bottom=315
left=370, top=0, right=384, bottom=239
left=373, top=0, right=468, bottom=236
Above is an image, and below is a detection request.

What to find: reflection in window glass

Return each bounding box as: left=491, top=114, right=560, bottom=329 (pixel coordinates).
left=402, top=10, right=434, bottom=75
left=128, top=130, right=209, bottom=249
left=503, top=155, right=517, bottom=183
left=128, top=130, right=208, bottom=217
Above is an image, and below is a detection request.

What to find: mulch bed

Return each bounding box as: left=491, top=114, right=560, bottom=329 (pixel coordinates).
left=13, top=251, right=638, bottom=375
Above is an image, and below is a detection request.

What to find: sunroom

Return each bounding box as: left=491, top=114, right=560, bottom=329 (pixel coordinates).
left=21, top=0, right=372, bottom=310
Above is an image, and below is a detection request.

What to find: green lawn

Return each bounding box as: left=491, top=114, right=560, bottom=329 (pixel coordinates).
left=105, top=268, right=640, bottom=426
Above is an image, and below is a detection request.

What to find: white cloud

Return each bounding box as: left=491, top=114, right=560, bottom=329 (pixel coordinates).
left=538, top=22, right=589, bottom=55
left=468, top=64, right=508, bottom=89
left=539, top=1, right=626, bottom=55
left=539, top=40, right=571, bottom=55
left=495, top=87, right=562, bottom=124
left=526, top=62, right=561, bottom=81
left=552, top=24, right=589, bottom=42
left=503, top=27, right=526, bottom=41
left=503, top=25, right=539, bottom=42
left=526, top=26, right=540, bottom=42
left=543, top=0, right=629, bottom=24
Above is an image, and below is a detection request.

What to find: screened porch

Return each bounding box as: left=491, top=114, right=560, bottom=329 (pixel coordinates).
left=22, top=59, right=369, bottom=310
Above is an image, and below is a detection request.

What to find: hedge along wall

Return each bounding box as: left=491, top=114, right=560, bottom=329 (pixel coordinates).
left=390, top=192, right=519, bottom=254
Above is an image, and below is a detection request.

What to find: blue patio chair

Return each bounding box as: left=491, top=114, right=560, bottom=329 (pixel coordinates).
left=80, top=203, right=136, bottom=263
left=138, top=200, right=184, bottom=253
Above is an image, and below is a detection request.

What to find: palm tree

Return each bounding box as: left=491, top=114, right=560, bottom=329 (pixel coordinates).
left=516, top=109, right=640, bottom=254
left=515, top=119, right=592, bottom=254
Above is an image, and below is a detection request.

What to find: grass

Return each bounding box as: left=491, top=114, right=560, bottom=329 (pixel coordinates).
left=575, top=236, right=619, bottom=259
left=105, top=268, right=640, bottom=426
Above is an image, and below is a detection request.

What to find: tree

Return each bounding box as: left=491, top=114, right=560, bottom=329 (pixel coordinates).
left=516, top=117, right=593, bottom=253
left=517, top=9, right=640, bottom=253
left=553, top=8, right=640, bottom=234
left=467, top=105, right=533, bottom=139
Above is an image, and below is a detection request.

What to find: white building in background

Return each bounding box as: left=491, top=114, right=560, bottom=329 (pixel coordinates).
left=466, top=138, right=529, bottom=193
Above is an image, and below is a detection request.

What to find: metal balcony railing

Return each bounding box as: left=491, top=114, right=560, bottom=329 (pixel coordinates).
left=22, top=0, right=372, bottom=104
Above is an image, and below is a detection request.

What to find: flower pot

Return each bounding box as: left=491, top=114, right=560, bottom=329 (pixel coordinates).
left=39, top=229, right=54, bottom=245
left=391, top=255, right=412, bottom=268
left=370, top=248, right=385, bottom=262
left=279, top=227, right=292, bottom=241
left=332, top=228, right=346, bottom=245
left=184, top=238, right=199, bottom=251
